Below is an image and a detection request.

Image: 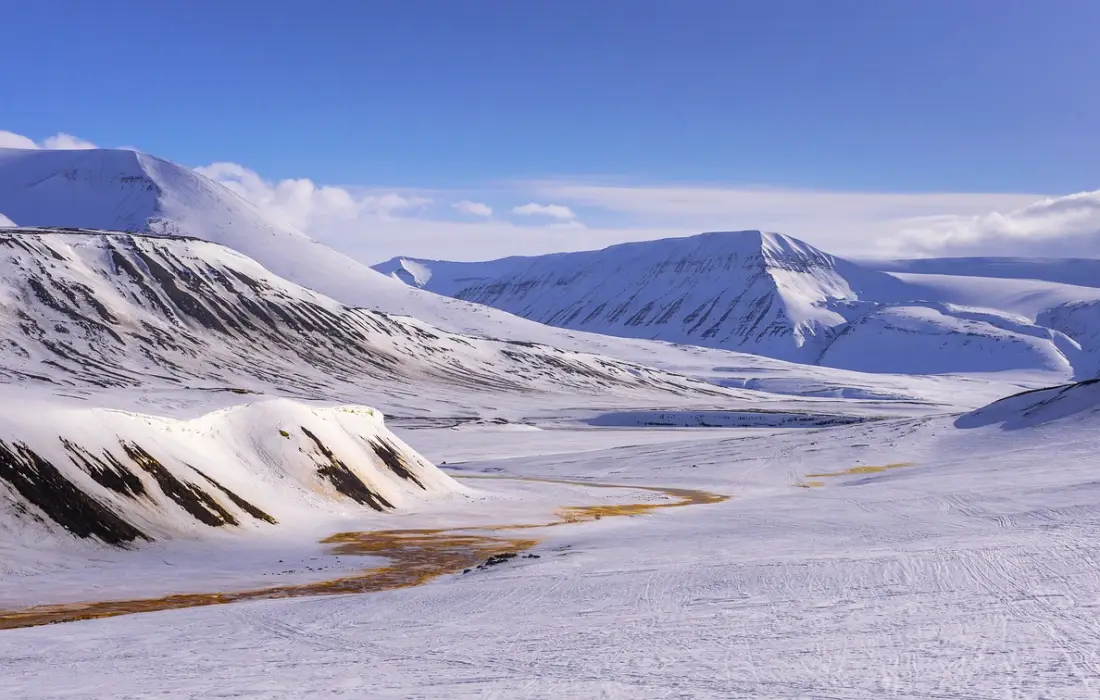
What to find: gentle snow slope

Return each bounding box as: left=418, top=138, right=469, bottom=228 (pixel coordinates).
left=956, top=377, right=1100, bottom=430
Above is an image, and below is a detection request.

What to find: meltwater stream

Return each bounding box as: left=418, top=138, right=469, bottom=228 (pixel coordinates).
left=0, top=475, right=729, bottom=630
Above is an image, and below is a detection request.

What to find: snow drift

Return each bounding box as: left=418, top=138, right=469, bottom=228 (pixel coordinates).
left=0, top=398, right=461, bottom=547
left=955, top=378, right=1100, bottom=430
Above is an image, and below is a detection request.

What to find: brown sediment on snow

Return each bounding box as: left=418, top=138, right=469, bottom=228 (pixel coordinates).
left=796, top=462, right=915, bottom=487
left=0, top=476, right=728, bottom=631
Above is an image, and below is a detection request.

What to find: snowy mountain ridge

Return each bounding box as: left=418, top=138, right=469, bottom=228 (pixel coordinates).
left=378, top=230, right=865, bottom=362
left=377, top=232, right=1100, bottom=377
left=0, top=227, right=731, bottom=409
left=8, top=145, right=1079, bottom=389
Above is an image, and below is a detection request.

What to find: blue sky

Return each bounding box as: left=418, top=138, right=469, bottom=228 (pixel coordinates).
left=2, top=1, right=1099, bottom=260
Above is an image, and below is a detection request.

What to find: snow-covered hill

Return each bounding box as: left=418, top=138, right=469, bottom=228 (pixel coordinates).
left=0, top=228, right=731, bottom=410
left=956, top=377, right=1100, bottom=430
left=376, top=231, right=1097, bottom=377
left=0, top=398, right=461, bottom=547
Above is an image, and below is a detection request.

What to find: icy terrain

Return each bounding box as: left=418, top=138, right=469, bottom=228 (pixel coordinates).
left=5, top=385, right=1100, bottom=697
left=1, top=146, right=1100, bottom=698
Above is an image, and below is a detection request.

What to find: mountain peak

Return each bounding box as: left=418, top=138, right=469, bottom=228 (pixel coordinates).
left=0, top=146, right=414, bottom=314
left=374, top=229, right=854, bottom=359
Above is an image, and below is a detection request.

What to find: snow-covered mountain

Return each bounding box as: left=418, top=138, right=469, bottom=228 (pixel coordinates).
left=0, top=147, right=862, bottom=373
left=379, top=231, right=862, bottom=362
left=0, top=225, right=750, bottom=549
left=6, top=145, right=1070, bottom=392
left=377, top=232, right=1099, bottom=377
left=0, top=228, right=730, bottom=409
left=0, top=147, right=441, bottom=319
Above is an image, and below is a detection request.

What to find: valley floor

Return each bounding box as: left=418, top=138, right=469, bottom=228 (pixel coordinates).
left=3, top=415, right=1100, bottom=699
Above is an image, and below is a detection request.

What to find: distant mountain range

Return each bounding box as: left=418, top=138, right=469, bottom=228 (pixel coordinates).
left=2, top=146, right=1098, bottom=380
left=375, top=232, right=1100, bottom=377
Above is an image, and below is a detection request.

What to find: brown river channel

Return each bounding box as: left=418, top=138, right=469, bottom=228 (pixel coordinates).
left=0, top=475, right=729, bottom=631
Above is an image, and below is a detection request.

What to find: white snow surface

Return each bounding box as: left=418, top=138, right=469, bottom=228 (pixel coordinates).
left=2, top=147, right=1100, bottom=697
left=5, top=394, right=1100, bottom=697
left=873, top=256, right=1100, bottom=289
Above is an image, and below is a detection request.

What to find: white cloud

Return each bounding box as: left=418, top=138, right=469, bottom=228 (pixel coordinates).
left=529, top=182, right=1055, bottom=258
left=195, top=162, right=431, bottom=234
left=0, top=131, right=38, bottom=149
left=511, top=202, right=576, bottom=220
left=8, top=127, right=1094, bottom=262
left=0, top=130, right=98, bottom=150
left=193, top=163, right=629, bottom=262
left=197, top=161, right=1100, bottom=263
left=453, top=200, right=493, bottom=217
left=888, top=189, right=1100, bottom=258
left=41, top=133, right=98, bottom=150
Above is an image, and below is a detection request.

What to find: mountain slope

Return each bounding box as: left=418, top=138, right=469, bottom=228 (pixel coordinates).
left=0, top=147, right=436, bottom=319
left=378, top=231, right=865, bottom=361
left=376, top=232, right=1092, bottom=377
left=0, top=398, right=461, bottom=547
left=956, top=378, right=1100, bottom=430
left=0, top=228, right=733, bottom=412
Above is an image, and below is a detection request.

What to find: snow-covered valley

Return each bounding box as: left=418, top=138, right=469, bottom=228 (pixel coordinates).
left=1, top=147, right=1100, bottom=698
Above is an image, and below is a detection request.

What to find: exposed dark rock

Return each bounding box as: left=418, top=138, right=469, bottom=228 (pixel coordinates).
left=368, top=437, right=425, bottom=488
left=0, top=439, right=148, bottom=545
left=120, top=442, right=239, bottom=527
left=191, top=466, right=277, bottom=524
left=300, top=427, right=393, bottom=511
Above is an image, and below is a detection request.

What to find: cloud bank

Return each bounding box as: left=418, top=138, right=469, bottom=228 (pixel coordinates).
left=452, top=200, right=493, bottom=217
left=2, top=128, right=1098, bottom=261
left=511, top=202, right=576, bottom=220
left=890, top=190, right=1100, bottom=258
left=0, top=131, right=97, bottom=150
